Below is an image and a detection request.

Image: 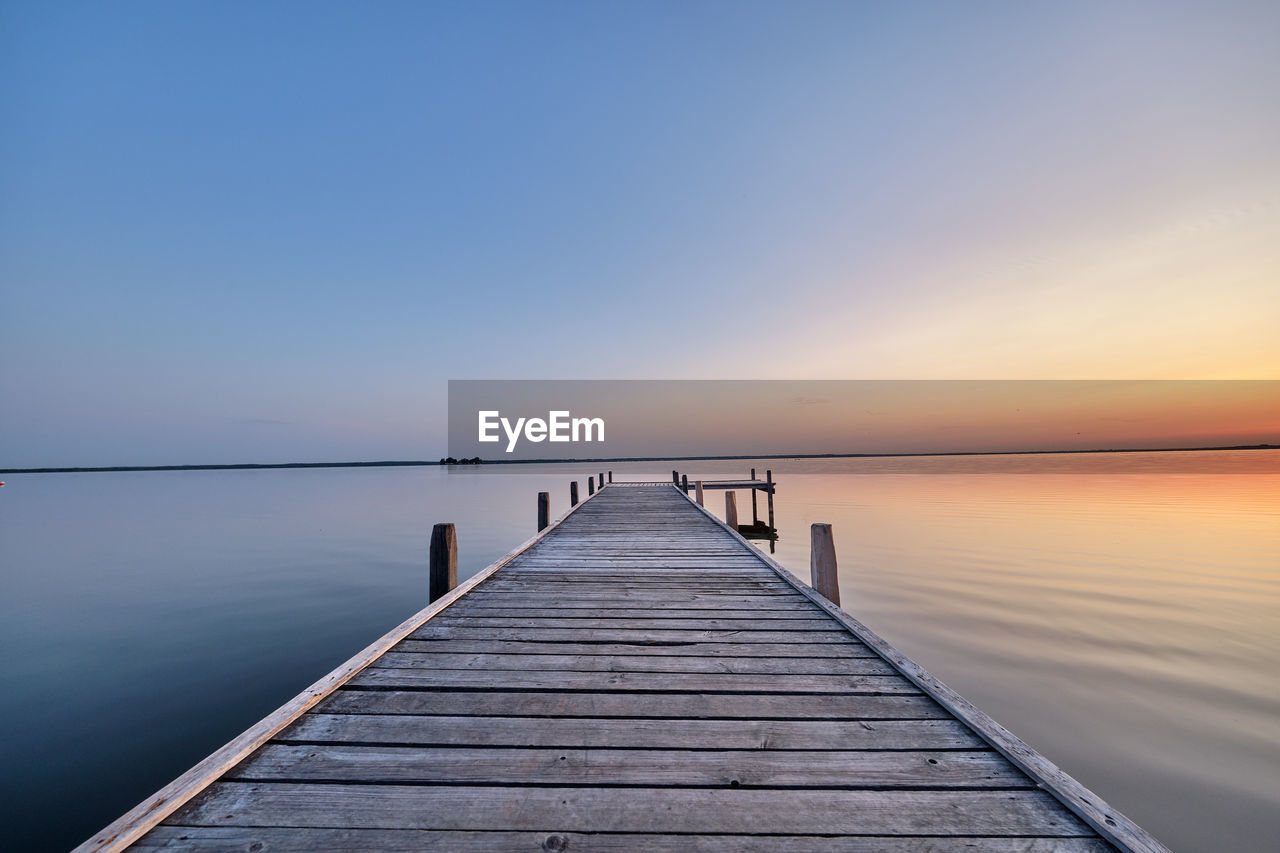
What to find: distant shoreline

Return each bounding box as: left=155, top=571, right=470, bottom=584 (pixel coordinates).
left=2, top=444, right=1276, bottom=474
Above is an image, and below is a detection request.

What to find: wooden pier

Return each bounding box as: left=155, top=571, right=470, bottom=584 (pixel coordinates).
left=81, top=481, right=1167, bottom=852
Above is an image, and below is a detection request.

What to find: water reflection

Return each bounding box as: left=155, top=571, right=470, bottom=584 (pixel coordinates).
left=0, top=451, right=1276, bottom=852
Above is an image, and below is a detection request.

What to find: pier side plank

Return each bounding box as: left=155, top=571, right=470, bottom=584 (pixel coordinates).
left=135, top=827, right=1116, bottom=852
left=82, top=482, right=1166, bottom=852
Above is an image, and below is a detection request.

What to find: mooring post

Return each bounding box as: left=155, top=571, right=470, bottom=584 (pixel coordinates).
left=695, top=480, right=705, bottom=507
left=537, top=492, right=550, bottom=532
left=681, top=474, right=688, bottom=492
left=766, top=469, right=775, bottom=532
left=428, top=522, right=457, bottom=604
left=751, top=467, right=759, bottom=525
left=725, top=491, right=738, bottom=530
left=608, top=471, right=613, bottom=483
left=810, top=523, right=840, bottom=605
left=570, top=481, right=579, bottom=506
left=588, top=476, right=595, bottom=496
left=672, top=470, right=678, bottom=484
left=599, top=472, right=604, bottom=488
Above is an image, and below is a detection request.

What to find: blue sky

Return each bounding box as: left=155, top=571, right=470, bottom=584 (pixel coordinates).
left=3, top=1, right=1277, bottom=465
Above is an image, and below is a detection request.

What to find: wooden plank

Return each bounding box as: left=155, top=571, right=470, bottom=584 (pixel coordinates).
left=70, top=486, right=615, bottom=853
left=350, top=667, right=917, bottom=693
left=431, top=616, right=840, bottom=630
left=319, top=689, right=951, bottom=719
left=136, top=826, right=1115, bottom=852
left=447, top=604, right=826, bottom=617
left=484, top=573, right=774, bottom=584
left=230, top=744, right=1027, bottom=787
left=480, top=576, right=784, bottom=585
left=409, top=626, right=854, bottom=643
left=374, top=651, right=896, bottom=674
left=392, top=638, right=879, bottom=658
left=503, top=563, right=771, bottom=571
left=171, top=784, right=1093, bottom=836
left=449, top=593, right=816, bottom=607
left=470, top=584, right=797, bottom=595
left=280, top=715, right=973, bottom=749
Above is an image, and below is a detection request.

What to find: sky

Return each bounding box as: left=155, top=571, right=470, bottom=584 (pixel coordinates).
left=2, top=1, right=1278, bottom=466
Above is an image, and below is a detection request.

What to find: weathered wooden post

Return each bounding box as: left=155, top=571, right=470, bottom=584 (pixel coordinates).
left=588, top=476, right=595, bottom=496
left=681, top=474, right=688, bottom=492
left=810, top=523, right=840, bottom=605
left=570, top=481, right=579, bottom=506
left=672, top=470, right=679, bottom=484
left=766, top=469, right=775, bottom=532
left=537, top=492, right=550, bottom=532
left=725, top=491, right=738, bottom=530
left=695, top=480, right=705, bottom=507
left=608, top=471, right=613, bottom=483
left=599, top=472, right=605, bottom=488
left=429, top=523, right=457, bottom=604
left=750, top=467, right=759, bottom=525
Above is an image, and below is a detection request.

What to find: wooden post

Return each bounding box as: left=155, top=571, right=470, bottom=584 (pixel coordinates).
left=672, top=470, right=679, bottom=484
left=570, top=481, right=579, bottom=506
left=588, top=476, right=595, bottom=496
left=695, top=480, right=705, bottom=507
left=766, top=469, right=774, bottom=533
left=750, top=467, right=759, bottom=525
left=810, top=523, right=840, bottom=605
left=599, top=472, right=604, bottom=489
left=725, top=491, right=738, bottom=530
left=608, top=471, right=612, bottom=483
left=428, top=523, right=457, bottom=604
left=681, top=474, right=688, bottom=492
left=537, top=492, right=550, bottom=532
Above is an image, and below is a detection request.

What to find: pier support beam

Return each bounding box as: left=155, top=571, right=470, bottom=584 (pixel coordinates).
left=695, top=480, right=705, bottom=507
left=751, top=468, right=759, bottom=525
left=570, top=481, right=579, bottom=506
left=681, top=474, right=688, bottom=492
left=588, top=476, right=595, bottom=496
left=537, top=492, right=550, bottom=532
left=672, top=470, right=679, bottom=484
left=608, top=471, right=613, bottom=483
left=766, top=469, right=775, bottom=533
left=428, top=523, right=457, bottom=604
left=810, top=523, right=840, bottom=605
left=599, top=472, right=605, bottom=489
left=725, top=492, right=738, bottom=530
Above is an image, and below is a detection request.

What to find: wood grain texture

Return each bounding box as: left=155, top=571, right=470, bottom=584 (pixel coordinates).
left=373, top=650, right=897, bottom=674
left=170, top=783, right=1095, bottom=835
left=318, top=689, right=952, bottom=719
left=280, top=714, right=979, bottom=749
left=135, top=826, right=1114, bottom=852
left=229, top=744, right=1027, bottom=787
left=348, top=667, right=920, bottom=693
left=105, top=483, right=1164, bottom=852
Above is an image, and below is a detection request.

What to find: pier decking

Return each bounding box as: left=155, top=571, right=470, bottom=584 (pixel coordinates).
left=83, top=482, right=1166, bottom=852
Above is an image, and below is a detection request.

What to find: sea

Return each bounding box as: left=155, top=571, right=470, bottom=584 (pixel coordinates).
left=1, top=450, right=1277, bottom=851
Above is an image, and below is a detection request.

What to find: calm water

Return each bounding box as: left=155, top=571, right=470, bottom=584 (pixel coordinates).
left=2, top=451, right=1278, bottom=851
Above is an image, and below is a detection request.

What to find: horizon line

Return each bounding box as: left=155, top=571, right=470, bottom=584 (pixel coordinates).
left=2, top=443, right=1277, bottom=474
